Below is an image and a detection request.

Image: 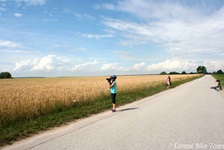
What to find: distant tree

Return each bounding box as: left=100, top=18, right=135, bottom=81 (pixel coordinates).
left=181, top=71, right=187, bottom=74
left=0, top=72, right=12, bottom=79
left=169, top=71, right=180, bottom=75
left=196, top=66, right=207, bottom=74
left=216, top=70, right=223, bottom=74
left=202, top=66, right=207, bottom=74
left=160, top=71, right=167, bottom=75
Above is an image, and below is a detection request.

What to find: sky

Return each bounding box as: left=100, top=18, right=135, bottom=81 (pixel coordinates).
left=0, top=0, right=224, bottom=77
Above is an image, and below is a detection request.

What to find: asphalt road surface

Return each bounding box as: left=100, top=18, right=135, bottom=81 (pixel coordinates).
left=3, top=75, right=224, bottom=150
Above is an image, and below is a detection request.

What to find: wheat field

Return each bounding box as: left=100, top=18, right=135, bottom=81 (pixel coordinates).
left=0, top=74, right=200, bottom=123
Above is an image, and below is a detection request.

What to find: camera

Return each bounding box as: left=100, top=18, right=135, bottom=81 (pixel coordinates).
left=106, top=77, right=112, bottom=84
left=106, top=75, right=117, bottom=85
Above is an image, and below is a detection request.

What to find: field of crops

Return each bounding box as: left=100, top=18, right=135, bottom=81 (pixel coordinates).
left=0, top=74, right=201, bottom=124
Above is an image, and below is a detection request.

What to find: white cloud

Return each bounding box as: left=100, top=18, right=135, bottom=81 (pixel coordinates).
left=204, top=61, right=224, bottom=72
left=102, top=0, right=224, bottom=62
left=101, top=63, right=118, bottom=71
left=13, top=56, right=102, bottom=76
left=81, top=33, right=113, bottom=39
left=14, top=13, right=23, bottom=17
left=0, top=49, right=34, bottom=53
left=71, top=60, right=98, bottom=71
left=32, top=56, right=54, bottom=71
left=13, top=55, right=70, bottom=71
left=115, top=0, right=199, bottom=20
left=13, top=59, right=34, bottom=72
left=11, top=56, right=224, bottom=77
left=94, top=3, right=116, bottom=10
left=102, top=3, right=116, bottom=10
left=104, top=14, right=224, bottom=53
left=15, top=0, right=46, bottom=6
left=133, top=62, right=145, bottom=70
left=0, top=40, right=21, bottom=48
left=146, top=60, right=197, bottom=73
left=63, top=8, right=95, bottom=21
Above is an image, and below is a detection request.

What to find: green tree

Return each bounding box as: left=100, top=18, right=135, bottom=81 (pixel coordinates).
left=196, top=66, right=207, bottom=74
left=160, top=71, right=167, bottom=75
left=181, top=71, right=187, bottom=74
left=169, top=71, right=180, bottom=74
left=216, top=70, right=223, bottom=74
left=0, top=72, right=12, bottom=79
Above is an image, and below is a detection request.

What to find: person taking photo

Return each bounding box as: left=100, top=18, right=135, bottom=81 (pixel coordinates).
left=109, top=75, right=117, bottom=112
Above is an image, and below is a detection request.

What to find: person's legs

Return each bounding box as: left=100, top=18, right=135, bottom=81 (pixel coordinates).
left=113, top=103, right=116, bottom=110
left=167, top=82, right=170, bottom=88
left=111, top=94, right=116, bottom=112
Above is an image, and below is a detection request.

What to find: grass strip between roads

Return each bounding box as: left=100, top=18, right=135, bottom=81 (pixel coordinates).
left=0, top=75, right=202, bottom=147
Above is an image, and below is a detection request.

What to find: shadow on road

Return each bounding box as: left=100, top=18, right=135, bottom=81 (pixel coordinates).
left=210, top=87, right=221, bottom=92
left=118, top=107, right=138, bottom=112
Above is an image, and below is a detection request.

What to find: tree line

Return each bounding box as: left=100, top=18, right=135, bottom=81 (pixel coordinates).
left=160, top=66, right=224, bottom=75
left=0, top=72, right=12, bottom=79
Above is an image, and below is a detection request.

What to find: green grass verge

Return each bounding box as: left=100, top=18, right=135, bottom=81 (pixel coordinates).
left=212, top=74, right=224, bottom=90
left=0, top=75, right=203, bottom=147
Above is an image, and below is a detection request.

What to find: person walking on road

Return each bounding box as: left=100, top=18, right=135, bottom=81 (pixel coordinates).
left=167, top=76, right=171, bottom=88
left=109, top=75, right=117, bottom=112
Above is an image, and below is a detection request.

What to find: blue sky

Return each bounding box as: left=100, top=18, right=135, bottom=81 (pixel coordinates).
left=0, top=0, right=224, bottom=77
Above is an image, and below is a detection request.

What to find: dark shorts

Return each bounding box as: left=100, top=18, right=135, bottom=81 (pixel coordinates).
left=111, top=93, right=116, bottom=104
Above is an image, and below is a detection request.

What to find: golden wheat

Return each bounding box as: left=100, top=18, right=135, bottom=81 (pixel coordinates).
left=0, top=74, right=200, bottom=123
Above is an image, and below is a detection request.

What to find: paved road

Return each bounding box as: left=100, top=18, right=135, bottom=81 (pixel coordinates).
left=3, top=75, right=224, bottom=150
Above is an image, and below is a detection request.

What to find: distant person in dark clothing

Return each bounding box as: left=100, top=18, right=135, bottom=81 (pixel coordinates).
left=216, top=80, right=222, bottom=90
left=210, top=80, right=222, bottom=90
